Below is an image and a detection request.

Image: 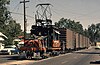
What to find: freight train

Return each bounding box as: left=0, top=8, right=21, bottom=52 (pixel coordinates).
left=18, top=27, right=90, bottom=59
left=59, top=28, right=90, bottom=51
left=18, top=3, right=90, bottom=59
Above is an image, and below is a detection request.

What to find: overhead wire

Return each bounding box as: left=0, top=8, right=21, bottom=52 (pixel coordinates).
left=11, top=0, right=100, bottom=23
left=10, top=12, right=34, bottom=19
left=51, top=8, right=63, bottom=18
left=12, top=3, right=20, bottom=12
left=49, top=0, right=100, bottom=21
left=48, top=1, right=87, bottom=20
left=52, top=6, right=100, bottom=21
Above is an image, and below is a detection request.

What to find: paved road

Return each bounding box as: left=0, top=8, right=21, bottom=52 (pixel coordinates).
left=0, top=54, right=19, bottom=64
left=0, top=47, right=100, bottom=65
left=29, top=47, right=100, bottom=65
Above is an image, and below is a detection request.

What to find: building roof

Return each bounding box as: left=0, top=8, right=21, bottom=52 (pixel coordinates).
left=0, top=37, right=4, bottom=41
left=0, top=32, right=7, bottom=39
left=13, top=39, right=20, bottom=41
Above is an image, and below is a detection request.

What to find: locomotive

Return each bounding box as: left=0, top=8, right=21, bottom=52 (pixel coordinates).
left=19, top=3, right=90, bottom=59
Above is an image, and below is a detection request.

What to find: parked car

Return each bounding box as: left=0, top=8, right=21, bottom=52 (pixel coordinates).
left=0, top=45, right=19, bottom=55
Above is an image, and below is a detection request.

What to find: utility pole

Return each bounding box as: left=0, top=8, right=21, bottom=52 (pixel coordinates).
left=20, top=0, right=29, bottom=41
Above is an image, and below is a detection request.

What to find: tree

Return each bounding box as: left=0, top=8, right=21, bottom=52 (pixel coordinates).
left=0, top=0, right=23, bottom=45
left=4, top=20, right=22, bottom=45
left=0, top=0, right=10, bottom=32
left=88, top=23, right=100, bottom=43
left=95, top=23, right=100, bottom=41
left=55, top=18, right=84, bottom=34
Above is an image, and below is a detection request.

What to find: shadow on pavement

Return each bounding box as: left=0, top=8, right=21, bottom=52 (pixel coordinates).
left=1, top=55, right=24, bottom=60
left=90, top=61, right=100, bottom=64
left=2, top=55, right=43, bottom=60
left=73, top=51, right=100, bottom=55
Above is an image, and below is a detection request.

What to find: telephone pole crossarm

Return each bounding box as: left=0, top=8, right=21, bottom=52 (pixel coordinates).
left=20, top=0, right=29, bottom=3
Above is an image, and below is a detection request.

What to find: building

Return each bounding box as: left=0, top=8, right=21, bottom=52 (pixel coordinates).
left=0, top=32, right=7, bottom=50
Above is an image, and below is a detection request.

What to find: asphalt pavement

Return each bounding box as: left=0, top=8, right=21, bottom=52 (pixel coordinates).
left=0, top=54, right=19, bottom=64
left=0, top=47, right=100, bottom=65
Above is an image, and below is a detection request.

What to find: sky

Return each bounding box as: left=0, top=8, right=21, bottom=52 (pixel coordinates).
left=9, top=0, right=100, bottom=33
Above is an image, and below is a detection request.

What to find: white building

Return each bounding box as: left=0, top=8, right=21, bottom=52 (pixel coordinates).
left=0, top=32, right=7, bottom=50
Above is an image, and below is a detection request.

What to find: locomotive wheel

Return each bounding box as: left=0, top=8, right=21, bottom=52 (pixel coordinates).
left=25, top=51, right=32, bottom=60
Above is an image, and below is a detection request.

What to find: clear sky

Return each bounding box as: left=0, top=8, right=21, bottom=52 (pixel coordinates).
left=10, top=0, right=100, bottom=32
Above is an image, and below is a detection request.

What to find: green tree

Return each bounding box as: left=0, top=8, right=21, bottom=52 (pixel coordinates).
left=88, top=23, right=100, bottom=43
left=55, top=18, right=84, bottom=34
left=0, top=0, right=10, bottom=32
left=0, top=0, right=23, bottom=45
left=4, top=20, right=22, bottom=45
left=95, top=23, right=100, bottom=40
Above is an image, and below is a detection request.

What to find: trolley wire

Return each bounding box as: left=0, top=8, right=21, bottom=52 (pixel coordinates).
left=10, top=11, right=34, bottom=19
left=49, top=0, right=100, bottom=20
left=12, top=3, right=20, bottom=12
